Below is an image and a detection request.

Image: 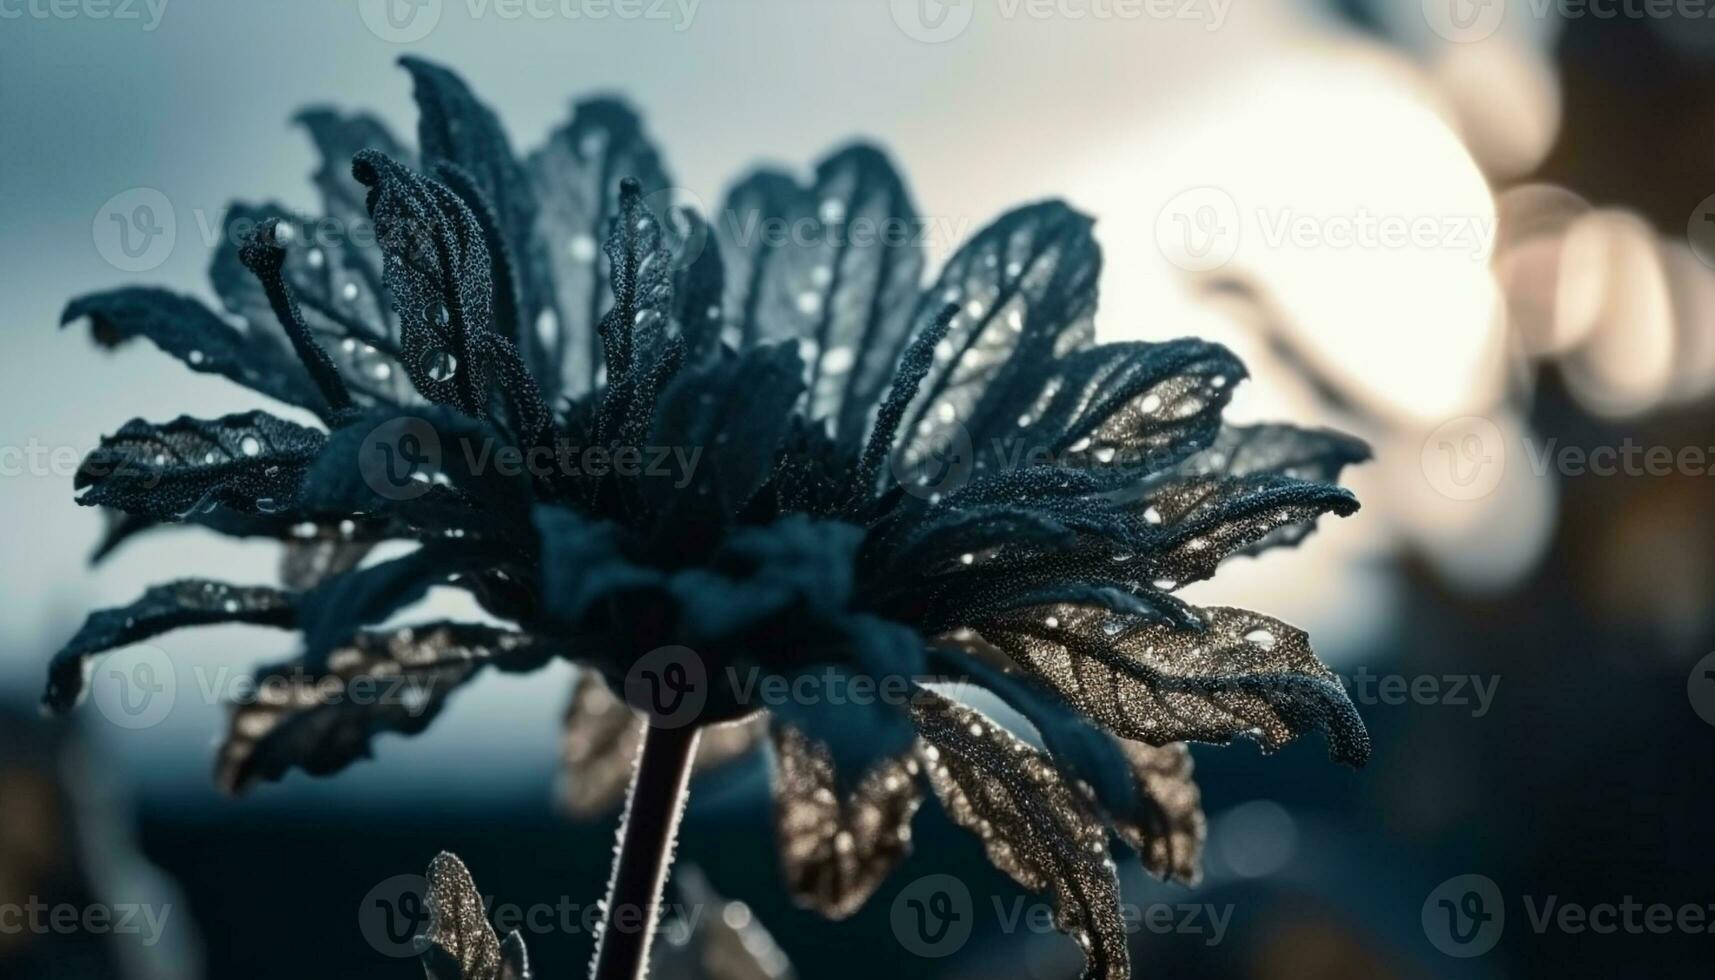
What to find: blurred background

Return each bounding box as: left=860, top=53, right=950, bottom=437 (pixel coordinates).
left=3, top=0, right=1714, bottom=976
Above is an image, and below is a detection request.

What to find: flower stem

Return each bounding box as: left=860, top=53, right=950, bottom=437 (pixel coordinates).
left=590, top=723, right=701, bottom=980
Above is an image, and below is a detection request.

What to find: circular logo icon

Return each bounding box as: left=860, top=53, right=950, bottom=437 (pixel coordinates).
left=623, top=646, right=708, bottom=729
left=890, top=874, right=973, bottom=958
left=358, top=0, right=442, bottom=42
left=1686, top=193, right=1715, bottom=270
left=1423, top=874, right=1504, bottom=957
left=1155, top=187, right=1240, bottom=273
left=93, top=188, right=175, bottom=273
left=359, top=416, right=443, bottom=502
left=1421, top=416, right=1506, bottom=501
left=1422, top=0, right=1505, bottom=43
left=88, top=645, right=176, bottom=730
left=1687, top=651, right=1715, bottom=726
left=889, top=421, right=974, bottom=500
left=890, top=0, right=973, bottom=43
left=358, top=873, right=432, bottom=958
left=641, top=186, right=713, bottom=268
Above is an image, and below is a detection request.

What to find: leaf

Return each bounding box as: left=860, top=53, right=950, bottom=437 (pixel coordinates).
left=769, top=722, right=921, bottom=919
left=402, top=57, right=553, bottom=387
left=718, top=146, right=924, bottom=442
left=74, top=411, right=326, bottom=520
left=849, top=303, right=955, bottom=504
left=44, top=580, right=296, bottom=713
left=895, top=202, right=1100, bottom=474
left=1125, top=422, right=1370, bottom=570
left=644, top=342, right=805, bottom=527
left=279, top=538, right=373, bottom=590
left=527, top=96, right=674, bottom=395
left=352, top=150, right=550, bottom=443
left=594, top=178, right=675, bottom=446
left=912, top=690, right=1128, bottom=980
left=238, top=217, right=358, bottom=418
left=215, top=623, right=555, bottom=794
left=980, top=339, right=1245, bottom=487
left=62, top=287, right=327, bottom=413
left=1111, top=740, right=1204, bottom=886
left=293, top=105, right=413, bottom=307
left=559, top=673, right=763, bottom=818
left=977, top=604, right=1371, bottom=765
left=208, top=201, right=415, bottom=407
left=418, top=852, right=533, bottom=980
left=295, top=542, right=497, bottom=666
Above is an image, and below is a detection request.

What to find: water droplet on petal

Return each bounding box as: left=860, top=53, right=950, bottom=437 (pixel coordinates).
left=1143, top=506, right=1163, bottom=525
left=569, top=234, right=598, bottom=262
left=1140, top=393, right=1162, bottom=413
left=1245, top=628, right=1277, bottom=650
left=306, top=247, right=324, bottom=269
left=239, top=436, right=261, bottom=457
left=422, top=349, right=459, bottom=382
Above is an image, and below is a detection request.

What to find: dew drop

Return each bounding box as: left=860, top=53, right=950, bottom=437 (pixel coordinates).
left=568, top=234, right=598, bottom=262
left=1143, top=506, right=1163, bottom=525
left=1094, top=446, right=1116, bottom=464
left=536, top=309, right=559, bottom=348
left=1140, top=393, right=1162, bottom=413
left=1153, top=578, right=1177, bottom=590
left=422, top=349, right=459, bottom=382
left=819, top=346, right=854, bottom=375
left=239, top=436, right=261, bottom=457
left=270, top=222, right=295, bottom=246
left=1044, top=615, right=1060, bottom=628
left=187, top=349, right=206, bottom=366
left=959, top=552, right=974, bottom=565
left=1245, top=628, right=1277, bottom=650
left=795, top=291, right=821, bottom=316
left=306, top=247, right=324, bottom=269
left=818, top=198, right=846, bottom=224
left=341, top=282, right=360, bottom=302
left=1068, top=436, right=1092, bottom=453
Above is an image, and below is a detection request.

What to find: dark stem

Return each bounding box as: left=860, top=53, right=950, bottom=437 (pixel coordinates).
left=590, top=722, right=701, bottom=980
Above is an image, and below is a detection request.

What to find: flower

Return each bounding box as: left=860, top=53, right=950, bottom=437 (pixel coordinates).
left=45, top=57, right=1370, bottom=980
